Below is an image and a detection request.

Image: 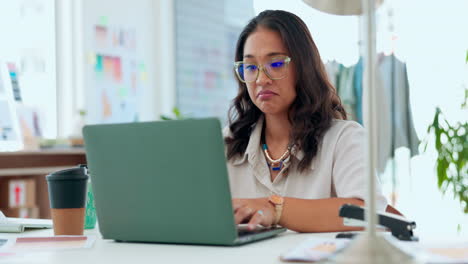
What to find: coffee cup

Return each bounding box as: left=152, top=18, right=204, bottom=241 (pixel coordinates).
left=46, top=165, right=89, bottom=235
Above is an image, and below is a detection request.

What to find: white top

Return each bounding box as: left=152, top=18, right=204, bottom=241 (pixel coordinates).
left=224, top=116, right=388, bottom=211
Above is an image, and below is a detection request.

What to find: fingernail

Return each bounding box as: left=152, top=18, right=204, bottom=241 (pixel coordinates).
left=248, top=224, right=254, bottom=230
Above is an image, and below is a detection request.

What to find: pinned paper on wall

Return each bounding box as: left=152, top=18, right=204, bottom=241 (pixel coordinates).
left=103, top=56, right=113, bottom=75
left=118, top=86, right=129, bottom=98
left=94, top=25, right=108, bottom=48
left=101, top=91, right=112, bottom=118
left=111, top=31, right=118, bottom=47
left=99, top=16, right=108, bottom=26
left=203, top=71, right=218, bottom=90
left=87, top=52, right=96, bottom=65
left=113, top=57, right=122, bottom=81
left=131, top=72, right=137, bottom=92
left=95, top=55, right=103, bottom=72
left=128, top=29, right=136, bottom=50
left=139, top=62, right=147, bottom=83
left=7, top=63, right=22, bottom=102
left=103, top=27, right=137, bottom=50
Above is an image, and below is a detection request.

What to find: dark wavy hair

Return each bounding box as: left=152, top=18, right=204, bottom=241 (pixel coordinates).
left=225, top=10, right=347, bottom=172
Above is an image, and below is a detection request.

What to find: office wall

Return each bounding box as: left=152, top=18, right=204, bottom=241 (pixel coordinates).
left=175, top=0, right=254, bottom=123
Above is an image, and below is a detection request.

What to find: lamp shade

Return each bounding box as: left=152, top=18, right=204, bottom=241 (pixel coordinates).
left=302, top=0, right=382, bottom=16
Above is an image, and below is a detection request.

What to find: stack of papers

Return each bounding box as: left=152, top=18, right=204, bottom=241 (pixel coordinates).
left=422, top=243, right=468, bottom=263
left=0, top=236, right=96, bottom=255
left=280, top=237, right=468, bottom=263
left=280, top=237, right=351, bottom=262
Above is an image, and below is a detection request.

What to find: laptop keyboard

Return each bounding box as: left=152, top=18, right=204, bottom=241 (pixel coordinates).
left=237, top=226, right=278, bottom=237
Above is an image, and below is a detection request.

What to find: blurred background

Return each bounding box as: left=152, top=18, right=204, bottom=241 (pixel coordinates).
left=0, top=0, right=466, bottom=239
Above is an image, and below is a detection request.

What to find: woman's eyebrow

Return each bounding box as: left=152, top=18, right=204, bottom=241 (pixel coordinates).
left=266, top=52, right=288, bottom=57
left=243, top=52, right=288, bottom=59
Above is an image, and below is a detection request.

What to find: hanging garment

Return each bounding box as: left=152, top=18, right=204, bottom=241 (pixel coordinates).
left=337, top=64, right=357, bottom=120
left=325, top=60, right=341, bottom=89
left=376, top=53, right=420, bottom=172
left=353, top=57, right=364, bottom=124
left=325, top=60, right=360, bottom=122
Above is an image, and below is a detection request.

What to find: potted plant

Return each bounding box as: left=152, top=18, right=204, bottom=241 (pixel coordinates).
left=424, top=51, right=468, bottom=214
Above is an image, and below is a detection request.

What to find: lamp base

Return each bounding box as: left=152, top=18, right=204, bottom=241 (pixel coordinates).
left=322, top=233, right=420, bottom=264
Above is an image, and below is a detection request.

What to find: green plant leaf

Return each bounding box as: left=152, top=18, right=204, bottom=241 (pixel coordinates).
left=160, top=107, right=188, bottom=121
left=160, top=115, right=173, bottom=121
left=426, top=101, right=468, bottom=213
left=173, top=107, right=181, bottom=118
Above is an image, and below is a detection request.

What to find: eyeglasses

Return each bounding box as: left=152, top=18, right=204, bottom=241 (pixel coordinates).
left=234, top=56, right=292, bottom=83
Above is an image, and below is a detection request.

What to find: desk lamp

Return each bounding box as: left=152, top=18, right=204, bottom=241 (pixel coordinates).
left=302, top=0, right=418, bottom=263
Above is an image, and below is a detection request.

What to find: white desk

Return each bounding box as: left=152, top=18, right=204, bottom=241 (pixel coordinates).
left=2, top=228, right=466, bottom=264
left=0, top=228, right=338, bottom=264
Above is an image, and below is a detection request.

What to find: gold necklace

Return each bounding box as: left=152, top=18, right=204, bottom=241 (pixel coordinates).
left=262, top=143, right=291, bottom=171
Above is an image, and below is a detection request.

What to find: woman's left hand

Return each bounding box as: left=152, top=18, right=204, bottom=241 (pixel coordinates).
left=232, top=198, right=275, bottom=230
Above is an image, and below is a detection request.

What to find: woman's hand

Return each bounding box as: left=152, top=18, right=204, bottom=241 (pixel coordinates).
left=232, top=198, right=275, bottom=230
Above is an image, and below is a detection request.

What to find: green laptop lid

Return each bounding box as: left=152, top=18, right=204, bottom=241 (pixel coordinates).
left=83, top=118, right=238, bottom=245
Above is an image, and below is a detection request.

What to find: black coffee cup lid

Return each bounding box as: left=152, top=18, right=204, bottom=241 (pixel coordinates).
left=46, top=165, right=88, bottom=181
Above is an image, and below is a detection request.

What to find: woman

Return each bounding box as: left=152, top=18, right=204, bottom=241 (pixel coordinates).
left=224, top=10, right=392, bottom=233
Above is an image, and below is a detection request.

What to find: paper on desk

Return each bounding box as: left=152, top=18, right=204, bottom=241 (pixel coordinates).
left=392, top=240, right=468, bottom=263
left=0, top=238, right=16, bottom=257
left=421, top=242, right=468, bottom=263
left=0, top=236, right=96, bottom=253
left=281, top=236, right=468, bottom=263
left=280, top=237, right=351, bottom=262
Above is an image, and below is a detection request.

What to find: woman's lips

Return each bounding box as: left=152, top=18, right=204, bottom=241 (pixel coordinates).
left=257, top=90, right=277, bottom=100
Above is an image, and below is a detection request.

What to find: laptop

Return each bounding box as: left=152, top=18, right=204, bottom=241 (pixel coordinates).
left=82, top=118, right=286, bottom=246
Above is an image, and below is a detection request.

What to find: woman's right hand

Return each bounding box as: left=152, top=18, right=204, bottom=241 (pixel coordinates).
left=232, top=198, right=276, bottom=230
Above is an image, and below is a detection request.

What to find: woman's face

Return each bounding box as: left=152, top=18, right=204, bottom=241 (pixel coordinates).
left=243, top=27, right=296, bottom=116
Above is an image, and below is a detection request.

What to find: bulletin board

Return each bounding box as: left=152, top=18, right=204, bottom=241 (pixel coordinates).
left=174, top=0, right=254, bottom=124
left=82, top=0, right=153, bottom=125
